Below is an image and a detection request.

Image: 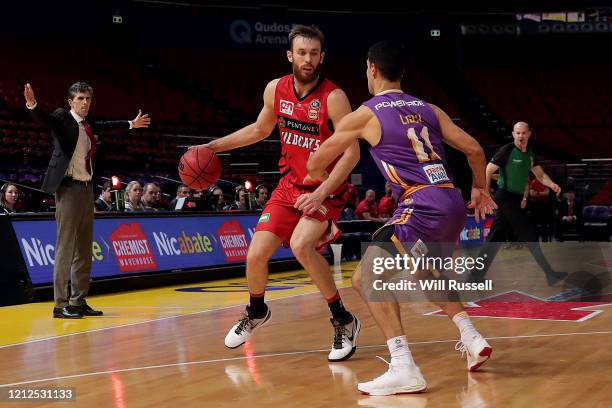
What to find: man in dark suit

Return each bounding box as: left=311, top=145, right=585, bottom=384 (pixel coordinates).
left=94, top=181, right=113, bottom=212
left=24, top=82, right=150, bottom=318
left=557, top=188, right=582, bottom=241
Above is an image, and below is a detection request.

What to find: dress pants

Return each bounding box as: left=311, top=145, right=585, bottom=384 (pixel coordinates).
left=53, top=178, right=94, bottom=307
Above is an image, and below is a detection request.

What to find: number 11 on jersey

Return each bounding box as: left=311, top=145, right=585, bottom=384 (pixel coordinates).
left=406, top=126, right=441, bottom=163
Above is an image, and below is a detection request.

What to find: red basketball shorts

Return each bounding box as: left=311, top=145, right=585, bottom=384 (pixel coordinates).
left=255, top=177, right=348, bottom=249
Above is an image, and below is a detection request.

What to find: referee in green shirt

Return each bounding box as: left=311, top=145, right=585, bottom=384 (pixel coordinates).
left=472, top=122, right=567, bottom=286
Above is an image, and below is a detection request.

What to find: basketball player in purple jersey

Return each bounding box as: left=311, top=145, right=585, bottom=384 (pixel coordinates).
left=300, top=41, right=497, bottom=395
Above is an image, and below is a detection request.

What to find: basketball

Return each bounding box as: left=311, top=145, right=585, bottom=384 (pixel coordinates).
left=178, top=146, right=221, bottom=189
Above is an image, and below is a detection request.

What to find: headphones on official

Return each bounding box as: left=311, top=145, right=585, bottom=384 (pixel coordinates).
left=208, top=184, right=219, bottom=195
left=255, top=184, right=266, bottom=195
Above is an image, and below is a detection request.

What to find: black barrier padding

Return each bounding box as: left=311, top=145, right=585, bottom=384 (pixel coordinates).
left=0, top=215, right=34, bottom=306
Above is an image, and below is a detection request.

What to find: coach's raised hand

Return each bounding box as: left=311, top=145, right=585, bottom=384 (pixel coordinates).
left=131, top=109, right=151, bottom=128
left=24, top=83, right=37, bottom=107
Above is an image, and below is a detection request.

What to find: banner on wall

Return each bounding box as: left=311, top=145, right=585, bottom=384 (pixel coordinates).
left=11, top=215, right=294, bottom=285
left=229, top=19, right=293, bottom=46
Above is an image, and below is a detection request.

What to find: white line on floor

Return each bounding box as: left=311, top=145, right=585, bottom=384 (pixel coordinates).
left=1, top=329, right=611, bottom=388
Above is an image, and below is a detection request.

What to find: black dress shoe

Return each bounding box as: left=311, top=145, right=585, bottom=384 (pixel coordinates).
left=73, top=303, right=103, bottom=316
left=53, top=306, right=83, bottom=319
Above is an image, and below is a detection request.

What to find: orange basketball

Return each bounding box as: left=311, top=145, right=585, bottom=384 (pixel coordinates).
left=178, top=146, right=221, bottom=189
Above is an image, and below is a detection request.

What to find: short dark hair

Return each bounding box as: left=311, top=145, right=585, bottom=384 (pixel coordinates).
left=367, top=40, right=406, bottom=82
left=288, top=25, right=325, bottom=51
left=101, top=181, right=112, bottom=192
left=177, top=184, right=189, bottom=194
left=143, top=182, right=160, bottom=192
left=68, top=82, right=93, bottom=100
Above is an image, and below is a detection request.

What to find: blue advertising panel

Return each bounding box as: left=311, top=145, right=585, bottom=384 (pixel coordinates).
left=11, top=215, right=295, bottom=285
left=459, top=215, right=493, bottom=246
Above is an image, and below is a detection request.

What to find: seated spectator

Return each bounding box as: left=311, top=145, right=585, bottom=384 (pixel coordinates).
left=378, top=181, right=397, bottom=219
left=1, top=183, right=20, bottom=214
left=225, top=186, right=247, bottom=211
left=556, top=188, right=582, bottom=241
left=168, top=184, right=191, bottom=210
left=141, top=182, right=161, bottom=212
left=94, top=181, right=113, bottom=212
left=355, top=189, right=386, bottom=222
left=254, top=184, right=268, bottom=210
left=124, top=181, right=145, bottom=212
left=209, top=185, right=227, bottom=211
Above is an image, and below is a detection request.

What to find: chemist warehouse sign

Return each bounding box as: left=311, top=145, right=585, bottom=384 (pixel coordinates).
left=11, top=215, right=293, bottom=285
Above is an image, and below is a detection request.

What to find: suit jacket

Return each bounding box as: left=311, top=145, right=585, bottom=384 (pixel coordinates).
left=558, top=199, right=582, bottom=222
left=94, top=198, right=112, bottom=212
left=30, top=107, right=129, bottom=194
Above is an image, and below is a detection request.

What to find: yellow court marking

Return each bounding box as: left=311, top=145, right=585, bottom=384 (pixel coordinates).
left=0, top=262, right=359, bottom=347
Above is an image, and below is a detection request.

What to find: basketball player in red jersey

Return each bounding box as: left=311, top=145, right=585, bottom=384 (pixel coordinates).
left=196, top=25, right=361, bottom=361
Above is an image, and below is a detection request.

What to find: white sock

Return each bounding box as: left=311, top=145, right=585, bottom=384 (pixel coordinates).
left=452, top=311, right=479, bottom=342
left=387, top=335, right=416, bottom=367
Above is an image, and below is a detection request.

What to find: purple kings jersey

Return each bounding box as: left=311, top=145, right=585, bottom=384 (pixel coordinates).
left=363, top=92, right=452, bottom=198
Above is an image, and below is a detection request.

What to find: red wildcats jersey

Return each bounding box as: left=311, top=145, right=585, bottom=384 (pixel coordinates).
left=274, top=75, right=343, bottom=189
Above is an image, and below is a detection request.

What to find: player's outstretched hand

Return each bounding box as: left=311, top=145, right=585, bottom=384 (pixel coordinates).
left=131, top=109, right=151, bottom=128
left=24, top=83, right=36, bottom=107
left=467, top=187, right=497, bottom=223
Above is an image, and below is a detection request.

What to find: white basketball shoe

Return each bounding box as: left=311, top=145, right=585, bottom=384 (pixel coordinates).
left=358, top=357, right=428, bottom=396
left=224, top=306, right=271, bottom=349
left=328, top=314, right=361, bottom=362
left=455, top=335, right=492, bottom=371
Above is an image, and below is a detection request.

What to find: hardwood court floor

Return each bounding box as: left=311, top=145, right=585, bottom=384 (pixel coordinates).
left=0, top=254, right=611, bottom=408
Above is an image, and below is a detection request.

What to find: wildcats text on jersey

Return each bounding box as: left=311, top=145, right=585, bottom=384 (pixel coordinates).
left=282, top=131, right=321, bottom=151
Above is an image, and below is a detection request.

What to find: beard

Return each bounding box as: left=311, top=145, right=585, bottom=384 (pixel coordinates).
left=292, top=62, right=321, bottom=85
